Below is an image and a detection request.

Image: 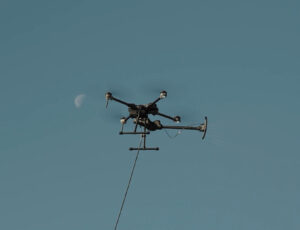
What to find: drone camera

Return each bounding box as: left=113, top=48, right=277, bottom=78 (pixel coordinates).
left=154, top=120, right=162, bottom=129
left=160, top=90, right=167, bottom=99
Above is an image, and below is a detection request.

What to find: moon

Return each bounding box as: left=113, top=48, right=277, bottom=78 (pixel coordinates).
left=74, top=94, right=86, bottom=108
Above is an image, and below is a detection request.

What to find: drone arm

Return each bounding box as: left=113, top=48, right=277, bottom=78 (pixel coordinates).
left=108, top=96, right=134, bottom=108
left=147, top=97, right=161, bottom=108
left=157, top=112, right=177, bottom=122
left=162, top=116, right=208, bottom=139
left=147, top=91, right=167, bottom=107
left=110, top=96, right=131, bottom=107
left=106, top=92, right=134, bottom=108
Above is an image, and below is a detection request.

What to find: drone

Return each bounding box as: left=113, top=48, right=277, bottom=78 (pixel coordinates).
left=105, top=90, right=207, bottom=151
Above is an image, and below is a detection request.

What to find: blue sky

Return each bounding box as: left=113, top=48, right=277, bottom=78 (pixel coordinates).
left=1, top=0, right=300, bottom=229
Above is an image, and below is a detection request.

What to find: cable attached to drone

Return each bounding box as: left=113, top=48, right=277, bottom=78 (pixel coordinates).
left=113, top=136, right=143, bottom=230
left=164, top=129, right=181, bottom=139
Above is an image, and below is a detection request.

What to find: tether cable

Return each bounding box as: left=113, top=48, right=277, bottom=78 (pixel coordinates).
left=114, top=136, right=143, bottom=230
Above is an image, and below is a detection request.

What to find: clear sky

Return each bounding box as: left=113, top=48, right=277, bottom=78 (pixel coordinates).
left=1, top=0, right=300, bottom=229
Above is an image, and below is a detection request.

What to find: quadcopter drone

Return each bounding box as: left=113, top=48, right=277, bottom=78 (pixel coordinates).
left=105, top=90, right=207, bottom=151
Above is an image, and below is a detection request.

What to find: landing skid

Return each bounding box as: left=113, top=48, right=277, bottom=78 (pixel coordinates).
left=119, top=131, right=150, bottom=135
left=120, top=128, right=159, bottom=151
left=129, top=147, right=159, bottom=151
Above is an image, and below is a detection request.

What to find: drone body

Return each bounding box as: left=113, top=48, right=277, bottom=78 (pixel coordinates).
left=105, top=90, right=207, bottom=150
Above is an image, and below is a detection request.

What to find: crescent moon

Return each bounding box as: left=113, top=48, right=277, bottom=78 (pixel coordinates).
left=74, top=94, right=86, bottom=108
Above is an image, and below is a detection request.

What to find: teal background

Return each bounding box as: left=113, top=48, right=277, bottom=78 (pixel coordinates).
left=1, top=0, right=299, bottom=229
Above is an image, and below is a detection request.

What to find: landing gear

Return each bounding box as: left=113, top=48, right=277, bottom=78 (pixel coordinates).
left=119, top=118, right=159, bottom=151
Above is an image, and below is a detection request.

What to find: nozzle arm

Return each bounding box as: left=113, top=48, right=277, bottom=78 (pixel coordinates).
left=162, top=125, right=201, bottom=131
left=162, top=117, right=208, bottom=139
